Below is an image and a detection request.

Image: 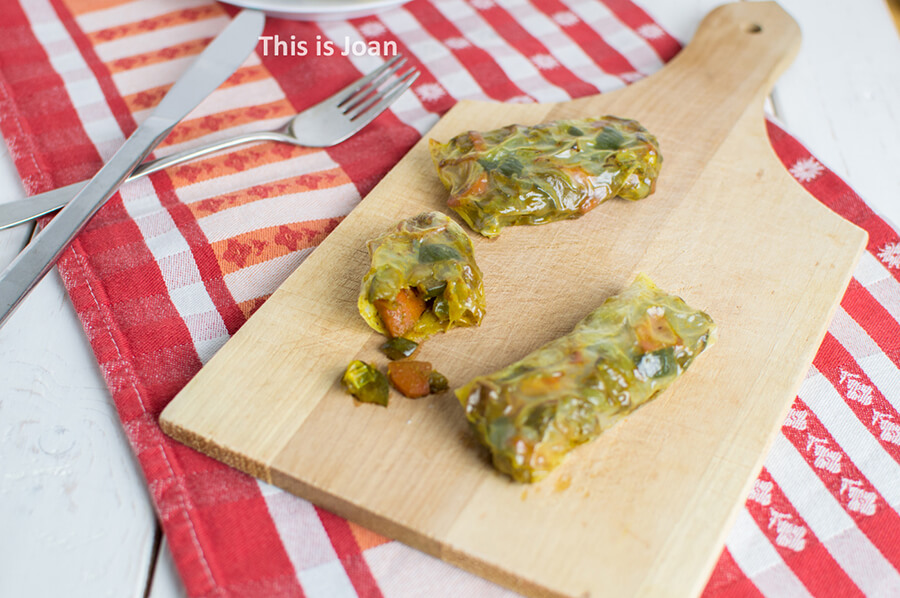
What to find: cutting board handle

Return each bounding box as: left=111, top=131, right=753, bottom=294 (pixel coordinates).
left=558, top=2, right=801, bottom=147
left=664, top=1, right=801, bottom=104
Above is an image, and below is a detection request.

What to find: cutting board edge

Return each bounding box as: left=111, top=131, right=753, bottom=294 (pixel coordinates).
left=636, top=102, right=871, bottom=596
left=269, top=462, right=577, bottom=598
left=269, top=465, right=441, bottom=555
left=668, top=246, right=862, bottom=598
left=160, top=417, right=273, bottom=483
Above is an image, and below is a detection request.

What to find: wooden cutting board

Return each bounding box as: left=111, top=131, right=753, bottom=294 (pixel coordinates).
left=161, top=3, right=867, bottom=597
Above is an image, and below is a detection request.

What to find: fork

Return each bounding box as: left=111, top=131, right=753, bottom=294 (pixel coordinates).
left=0, top=55, right=419, bottom=231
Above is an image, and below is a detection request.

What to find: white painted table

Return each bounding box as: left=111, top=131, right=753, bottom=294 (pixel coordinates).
left=1, top=1, right=897, bottom=596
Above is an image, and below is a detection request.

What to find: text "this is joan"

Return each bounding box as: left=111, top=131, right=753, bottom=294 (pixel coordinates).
left=258, top=35, right=398, bottom=57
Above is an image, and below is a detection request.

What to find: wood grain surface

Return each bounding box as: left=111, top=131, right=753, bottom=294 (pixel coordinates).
left=160, top=3, right=868, bottom=597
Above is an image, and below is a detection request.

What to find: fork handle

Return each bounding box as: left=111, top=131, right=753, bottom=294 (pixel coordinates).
left=0, top=130, right=291, bottom=230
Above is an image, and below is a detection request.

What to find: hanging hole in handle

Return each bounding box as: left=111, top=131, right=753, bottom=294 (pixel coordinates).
left=744, top=23, right=763, bottom=34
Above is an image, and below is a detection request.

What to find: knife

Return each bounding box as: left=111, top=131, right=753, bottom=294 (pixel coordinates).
left=0, top=9, right=265, bottom=328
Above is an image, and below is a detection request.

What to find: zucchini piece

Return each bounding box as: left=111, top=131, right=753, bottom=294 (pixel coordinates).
left=380, top=337, right=419, bottom=360
left=342, top=360, right=389, bottom=407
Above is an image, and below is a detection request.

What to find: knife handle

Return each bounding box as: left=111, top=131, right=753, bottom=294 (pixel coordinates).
left=0, top=118, right=171, bottom=327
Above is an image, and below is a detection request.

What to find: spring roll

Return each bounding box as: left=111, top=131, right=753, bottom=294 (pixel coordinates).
left=455, top=274, right=715, bottom=483
left=359, top=211, right=486, bottom=342
left=430, top=116, right=662, bottom=238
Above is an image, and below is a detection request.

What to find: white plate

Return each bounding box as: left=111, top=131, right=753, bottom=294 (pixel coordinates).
left=223, top=0, right=413, bottom=21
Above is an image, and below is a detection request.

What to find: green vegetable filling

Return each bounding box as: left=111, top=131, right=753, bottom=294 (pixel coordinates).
left=418, top=244, right=462, bottom=263
left=341, top=360, right=389, bottom=406
left=380, top=337, right=419, bottom=361
left=428, top=371, right=450, bottom=393
left=594, top=125, right=625, bottom=150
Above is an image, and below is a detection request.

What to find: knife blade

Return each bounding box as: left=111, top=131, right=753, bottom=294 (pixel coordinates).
left=0, top=9, right=265, bottom=328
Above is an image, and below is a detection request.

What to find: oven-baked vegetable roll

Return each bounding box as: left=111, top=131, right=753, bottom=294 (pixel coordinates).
left=455, top=274, right=715, bottom=483
left=429, top=116, right=662, bottom=238
left=359, top=211, right=486, bottom=342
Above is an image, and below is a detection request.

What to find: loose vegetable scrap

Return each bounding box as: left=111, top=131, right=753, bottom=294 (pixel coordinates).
left=380, top=337, right=419, bottom=360
left=388, top=361, right=449, bottom=399
left=455, top=274, right=715, bottom=483
left=358, top=211, right=486, bottom=343
left=342, top=360, right=390, bottom=406
left=430, top=116, right=662, bottom=238
left=342, top=359, right=450, bottom=405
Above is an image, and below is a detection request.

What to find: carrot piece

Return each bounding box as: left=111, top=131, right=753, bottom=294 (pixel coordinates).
left=468, top=131, right=488, bottom=151
left=373, top=288, right=426, bottom=338
left=449, top=172, right=489, bottom=208
left=464, top=172, right=489, bottom=198
left=388, top=361, right=433, bottom=398
left=634, top=313, right=680, bottom=352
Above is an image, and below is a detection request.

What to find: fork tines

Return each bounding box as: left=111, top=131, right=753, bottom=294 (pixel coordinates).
left=337, top=55, right=420, bottom=121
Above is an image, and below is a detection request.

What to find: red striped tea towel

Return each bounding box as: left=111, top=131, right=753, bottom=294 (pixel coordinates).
left=0, top=1, right=897, bottom=596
